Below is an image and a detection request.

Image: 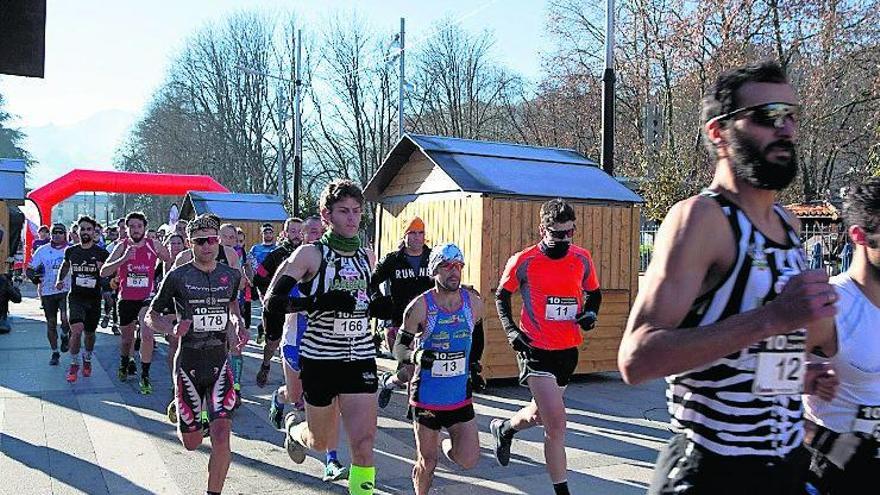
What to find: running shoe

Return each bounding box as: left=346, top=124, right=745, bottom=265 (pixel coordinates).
left=489, top=418, right=513, bottom=467
left=201, top=411, right=210, bottom=437
left=256, top=363, right=270, bottom=388
left=117, top=363, right=128, bottom=381
left=167, top=400, right=178, bottom=424
left=377, top=371, right=394, bottom=409
left=269, top=389, right=285, bottom=429
left=139, top=376, right=153, bottom=395
left=127, top=357, right=137, bottom=376
left=322, top=459, right=348, bottom=482
left=50, top=351, right=60, bottom=366
left=82, top=360, right=92, bottom=377
left=234, top=385, right=242, bottom=410
left=284, top=419, right=307, bottom=464
left=256, top=323, right=265, bottom=345
left=111, top=325, right=120, bottom=335
left=66, top=363, right=79, bottom=383
left=100, top=314, right=109, bottom=329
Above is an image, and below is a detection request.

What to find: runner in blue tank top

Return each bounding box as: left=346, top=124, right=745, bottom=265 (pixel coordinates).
left=394, top=243, right=485, bottom=495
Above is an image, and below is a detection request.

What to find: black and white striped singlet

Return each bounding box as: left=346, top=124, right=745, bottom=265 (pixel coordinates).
left=299, top=242, right=375, bottom=361
left=668, top=190, right=807, bottom=457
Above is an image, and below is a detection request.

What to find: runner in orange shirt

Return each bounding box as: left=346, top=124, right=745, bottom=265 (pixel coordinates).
left=490, top=198, right=602, bottom=495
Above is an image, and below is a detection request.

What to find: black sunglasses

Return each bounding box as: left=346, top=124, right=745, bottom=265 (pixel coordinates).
left=712, top=102, right=800, bottom=129
left=547, top=227, right=575, bottom=239
left=192, top=236, right=220, bottom=246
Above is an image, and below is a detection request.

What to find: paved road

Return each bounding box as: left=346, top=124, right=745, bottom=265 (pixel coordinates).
left=0, top=290, right=670, bottom=494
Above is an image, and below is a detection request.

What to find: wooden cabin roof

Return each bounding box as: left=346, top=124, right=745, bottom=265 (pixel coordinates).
left=365, top=134, right=643, bottom=204
left=180, top=192, right=288, bottom=222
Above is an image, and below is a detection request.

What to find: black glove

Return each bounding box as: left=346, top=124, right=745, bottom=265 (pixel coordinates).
left=368, top=294, right=394, bottom=320
left=470, top=361, right=486, bottom=393
left=575, top=311, right=597, bottom=332
left=411, top=349, right=437, bottom=368
left=312, top=290, right=357, bottom=313
left=507, top=327, right=533, bottom=352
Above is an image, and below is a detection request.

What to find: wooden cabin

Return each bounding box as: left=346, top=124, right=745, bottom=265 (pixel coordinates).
left=179, top=192, right=288, bottom=246
left=365, top=134, right=643, bottom=379
left=0, top=159, right=27, bottom=274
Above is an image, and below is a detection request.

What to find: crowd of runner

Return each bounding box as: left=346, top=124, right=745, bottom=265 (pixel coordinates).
left=19, top=60, right=880, bottom=495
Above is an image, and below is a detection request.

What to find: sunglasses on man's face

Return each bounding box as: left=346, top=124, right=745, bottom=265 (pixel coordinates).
left=192, top=236, right=220, bottom=246
left=713, top=102, right=800, bottom=130
left=547, top=227, right=575, bottom=239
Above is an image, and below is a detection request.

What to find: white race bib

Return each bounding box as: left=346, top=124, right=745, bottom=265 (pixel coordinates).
left=545, top=296, right=577, bottom=321
left=193, top=312, right=228, bottom=333
left=332, top=318, right=368, bottom=336
left=853, top=405, right=880, bottom=438
left=753, top=335, right=805, bottom=395
left=126, top=274, right=149, bottom=288
left=431, top=352, right=466, bottom=378
left=75, top=277, right=96, bottom=288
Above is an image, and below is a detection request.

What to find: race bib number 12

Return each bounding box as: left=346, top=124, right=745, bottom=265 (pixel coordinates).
left=753, top=335, right=805, bottom=395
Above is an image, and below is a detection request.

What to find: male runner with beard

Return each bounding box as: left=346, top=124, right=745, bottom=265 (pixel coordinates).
left=101, top=212, right=172, bottom=394
left=619, top=60, right=839, bottom=495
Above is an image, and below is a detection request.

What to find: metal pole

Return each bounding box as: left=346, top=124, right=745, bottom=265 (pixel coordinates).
left=601, top=0, right=615, bottom=176
left=277, top=89, right=284, bottom=199
left=398, top=17, right=405, bottom=139
left=294, top=29, right=303, bottom=217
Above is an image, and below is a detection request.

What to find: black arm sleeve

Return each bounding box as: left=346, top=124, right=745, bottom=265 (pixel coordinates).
left=263, top=274, right=299, bottom=314
left=495, top=288, right=518, bottom=334
left=368, top=252, right=393, bottom=296
left=470, top=320, right=484, bottom=364
left=392, top=329, right=416, bottom=364
left=583, top=288, right=602, bottom=314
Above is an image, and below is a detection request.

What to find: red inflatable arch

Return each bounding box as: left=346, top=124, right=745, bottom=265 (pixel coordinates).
left=26, top=169, right=228, bottom=263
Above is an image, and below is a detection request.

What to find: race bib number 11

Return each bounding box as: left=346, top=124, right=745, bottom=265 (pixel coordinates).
left=545, top=296, right=577, bottom=321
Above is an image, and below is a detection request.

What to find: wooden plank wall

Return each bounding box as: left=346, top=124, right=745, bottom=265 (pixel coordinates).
left=479, top=197, right=640, bottom=378
left=237, top=221, right=283, bottom=253
left=382, top=152, right=461, bottom=197
left=375, top=195, right=483, bottom=288
left=0, top=201, right=8, bottom=274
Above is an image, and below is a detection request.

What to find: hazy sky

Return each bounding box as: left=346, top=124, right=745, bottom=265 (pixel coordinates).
left=1, top=0, right=554, bottom=128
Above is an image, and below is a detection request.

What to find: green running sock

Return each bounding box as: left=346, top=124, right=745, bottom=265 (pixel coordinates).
left=348, top=464, right=375, bottom=494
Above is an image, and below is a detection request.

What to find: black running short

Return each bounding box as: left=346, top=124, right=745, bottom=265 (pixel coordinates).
left=117, top=298, right=150, bottom=327
left=516, top=346, right=578, bottom=387
left=410, top=404, right=475, bottom=431
left=68, top=295, right=101, bottom=333
left=41, top=293, right=67, bottom=322
left=299, top=356, right=378, bottom=407
left=648, top=433, right=810, bottom=495
left=174, top=346, right=235, bottom=433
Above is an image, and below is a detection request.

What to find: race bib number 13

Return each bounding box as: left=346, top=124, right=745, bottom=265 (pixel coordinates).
left=431, top=351, right=466, bottom=378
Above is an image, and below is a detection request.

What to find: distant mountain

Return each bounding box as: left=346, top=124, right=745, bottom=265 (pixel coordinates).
left=22, top=109, right=138, bottom=187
